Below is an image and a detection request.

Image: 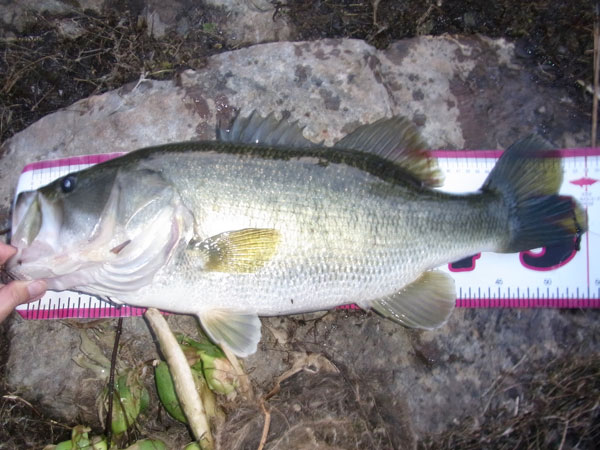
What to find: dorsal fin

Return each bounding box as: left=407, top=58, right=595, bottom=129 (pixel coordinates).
left=217, top=111, right=317, bottom=148
left=334, top=117, right=443, bottom=187
left=218, top=112, right=442, bottom=187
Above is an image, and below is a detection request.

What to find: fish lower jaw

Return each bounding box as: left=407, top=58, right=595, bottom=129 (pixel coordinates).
left=5, top=252, right=52, bottom=281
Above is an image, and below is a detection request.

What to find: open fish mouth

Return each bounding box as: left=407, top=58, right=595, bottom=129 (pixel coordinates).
left=8, top=191, right=65, bottom=280
left=11, top=191, right=42, bottom=248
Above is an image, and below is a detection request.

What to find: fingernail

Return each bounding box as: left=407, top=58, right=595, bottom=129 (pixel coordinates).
left=27, top=280, right=47, bottom=299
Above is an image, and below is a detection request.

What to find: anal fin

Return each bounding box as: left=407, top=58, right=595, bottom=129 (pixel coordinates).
left=371, top=270, right=455, bottom=329
left=197, top=310, right=262, bottom=357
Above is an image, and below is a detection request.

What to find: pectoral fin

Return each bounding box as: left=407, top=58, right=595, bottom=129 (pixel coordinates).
left=370, top=270, right=455, bottom=329
left=189, top=228, right=280, bottom=273
left=197, top=310, right=262, bottom=357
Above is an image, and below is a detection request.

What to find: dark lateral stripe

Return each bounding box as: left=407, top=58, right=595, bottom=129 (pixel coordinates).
left=87, top=140, right=429, bottom=189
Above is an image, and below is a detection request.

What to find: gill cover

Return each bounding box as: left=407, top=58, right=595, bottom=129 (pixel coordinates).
left=9, top=166, right=193, bottom=301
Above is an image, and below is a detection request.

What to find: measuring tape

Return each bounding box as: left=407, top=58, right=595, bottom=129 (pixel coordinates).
left=13, top=148, right=600, bottom=320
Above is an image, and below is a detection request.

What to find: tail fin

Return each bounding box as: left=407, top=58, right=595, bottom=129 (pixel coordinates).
left=483, top=136, right=587, bottom=253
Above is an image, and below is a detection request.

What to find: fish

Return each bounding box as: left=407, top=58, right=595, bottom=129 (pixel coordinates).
left=7, top=112, right=587, bottom=357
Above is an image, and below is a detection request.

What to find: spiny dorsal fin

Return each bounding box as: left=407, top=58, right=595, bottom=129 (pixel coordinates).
left=217, top=111, right=317, bottom=148
left=370, top=270, right=455, bottom=329
left=334, top=117, right=443, bottom=187
left=189, top=228, right=280, bottom=273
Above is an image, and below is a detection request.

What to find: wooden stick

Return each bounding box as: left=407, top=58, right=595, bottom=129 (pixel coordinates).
left=257, top=398, right=271, bottom=450
left=221, top=344, right=254, bottom=399
left=145, top=308, right=213, bottom=449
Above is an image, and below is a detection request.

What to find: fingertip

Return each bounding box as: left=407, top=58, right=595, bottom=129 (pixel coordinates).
left=0, top=243, right=17, bottom=263
left=2, top=281, right=30, bottom=308
left=27, top=280, right=47, bottom=300
left=2, top=280, right=46, bottom=309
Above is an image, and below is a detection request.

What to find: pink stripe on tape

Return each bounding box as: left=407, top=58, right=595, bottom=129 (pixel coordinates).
left=340, top=298, right=600, bottom=311
left=20, top=147, right=600, bottom=175
left=16, top=305, right=148, bottom=320
left=455, top=298, right=600, bottom=309
left=15, top=297, right=600, bottom=321
left=430, top=147, right=600, bottom=158
left=21, top=153, right=126, bottom=173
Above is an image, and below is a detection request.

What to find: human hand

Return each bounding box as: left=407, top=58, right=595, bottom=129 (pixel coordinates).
left=0, top=244, right=46, bottom=323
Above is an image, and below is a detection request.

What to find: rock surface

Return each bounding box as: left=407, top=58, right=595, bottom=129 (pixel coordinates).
left=2, top=37, right=596, bottom=447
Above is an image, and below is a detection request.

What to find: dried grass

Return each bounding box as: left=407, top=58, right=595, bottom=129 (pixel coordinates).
left=0, top=8, right=229, bottom=143
left=420, top=355, right=600, bottom=450
left=217, top=369, right=415, bottom=450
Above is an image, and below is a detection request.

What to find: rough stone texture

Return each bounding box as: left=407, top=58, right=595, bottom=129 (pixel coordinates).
left=2, top=37, right=596, bottom=446
left=139, top=0, right=293, bottom=43
left=202, top=0, right=293, bottom=45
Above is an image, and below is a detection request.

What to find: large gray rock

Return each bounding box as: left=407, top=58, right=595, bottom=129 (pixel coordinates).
left=0, top=37, right=587, bottom=225
left=2, top=37, right=596, bottom=447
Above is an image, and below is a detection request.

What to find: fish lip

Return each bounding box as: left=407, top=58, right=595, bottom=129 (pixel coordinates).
left=5, top=247, right=30, bottom=280
left=8, top=190, right=64, bottom=278
left=6, top=181, right=123, bottom=286
left=12, top=190, right=35, bottom=230
left=10, top=191, right=38, bottom=248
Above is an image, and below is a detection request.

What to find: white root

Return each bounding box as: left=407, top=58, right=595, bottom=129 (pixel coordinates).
left=144, top=308, right=213, bottom=449
left=220, top=344, right=254, bottom=400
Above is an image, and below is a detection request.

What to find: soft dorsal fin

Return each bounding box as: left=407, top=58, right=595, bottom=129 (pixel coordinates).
left=334, top=117, right=443, bottom=187
left=217, top=111, right=317, bottom=148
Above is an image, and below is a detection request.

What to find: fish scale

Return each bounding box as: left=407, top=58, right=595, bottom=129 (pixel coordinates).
left=162, top=150, right=477, bottom=308
left=157, top=151, right=416, bottom=314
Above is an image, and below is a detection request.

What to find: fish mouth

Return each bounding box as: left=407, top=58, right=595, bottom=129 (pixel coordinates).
left=6, top=178, right=193, bottom=298
left=7, top=191, right=63, bottom=280
left=11, top=191, right=41, bottom=248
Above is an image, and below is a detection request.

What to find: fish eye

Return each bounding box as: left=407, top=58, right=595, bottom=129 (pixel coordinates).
left=60, top=175, right=77, bottom=193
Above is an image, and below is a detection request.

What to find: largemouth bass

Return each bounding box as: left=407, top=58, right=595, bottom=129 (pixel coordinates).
left=7, top=113, right=586, bottom=356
